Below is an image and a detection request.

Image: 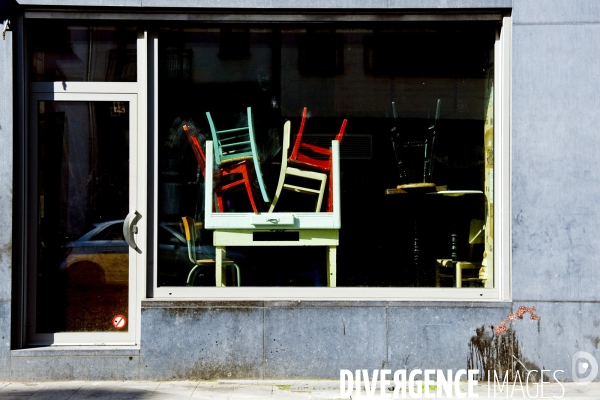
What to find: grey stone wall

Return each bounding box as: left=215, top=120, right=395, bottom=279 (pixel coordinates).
left=0, top=10, right=13, bottom=381
left=140, top=301, right=512, bottom=380
left=511, top=0, right=600, bottom=382
left=15, top=0, right=512, bottom=8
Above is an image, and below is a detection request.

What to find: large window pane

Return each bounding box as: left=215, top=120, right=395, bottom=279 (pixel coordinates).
left=157, top=23, right=495, bottom=288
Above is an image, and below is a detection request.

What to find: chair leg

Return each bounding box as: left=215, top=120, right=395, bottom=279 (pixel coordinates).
left=268, top=170, right=287, bottom=213
left=232, top=263, right=241, bottom=287
left=240, top=165, right=259, bottom=214
left=216, top=191, right=225, bottom=213
left=456, top=264, right=462, bottom=288
left=312, top=261, right=320, bottom=286
left=315, top=175, right=327, bottom=212
left=187, top=265, right=202, bottom=286
left=326, top=168, right=334, bottom=212
left=215, top=246, right=227, bottom=287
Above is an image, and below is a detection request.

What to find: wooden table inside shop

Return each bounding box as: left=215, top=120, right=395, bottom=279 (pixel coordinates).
left=213, top=229, right=339, bottom=287
left=384, top=183, right=447, bottom=286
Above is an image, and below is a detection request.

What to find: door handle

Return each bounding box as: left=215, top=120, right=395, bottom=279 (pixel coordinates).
left=123, top=210, right=142, bottom=254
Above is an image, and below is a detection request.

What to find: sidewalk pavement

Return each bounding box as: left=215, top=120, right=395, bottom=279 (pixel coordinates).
left=1, top=380, right=599, bottom=399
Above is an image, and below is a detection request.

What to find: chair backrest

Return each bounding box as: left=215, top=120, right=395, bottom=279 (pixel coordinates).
left=181, top=216, right=198, bottom=264
left=289, top=107, right=347, bottom=171
left=205, top=109, right=255, bottom=166
left=280, top=120, right=291, bottom=171
left=468, top=219, right=485, bottom=245
left=290, top=107, right=308, bottom=160
left=183, top=125, right=206, bottom=177
left=205, top=107, right=270, bottom=203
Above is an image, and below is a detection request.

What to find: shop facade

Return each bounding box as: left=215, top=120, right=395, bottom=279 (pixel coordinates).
left=0, top=0, right=599, bottom=383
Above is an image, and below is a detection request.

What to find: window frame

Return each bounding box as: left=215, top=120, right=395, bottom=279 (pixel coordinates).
left=151, top=16, right=512, bottom=301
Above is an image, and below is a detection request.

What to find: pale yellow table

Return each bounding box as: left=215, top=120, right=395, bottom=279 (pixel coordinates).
left=213, top=229, right=339, bottom=287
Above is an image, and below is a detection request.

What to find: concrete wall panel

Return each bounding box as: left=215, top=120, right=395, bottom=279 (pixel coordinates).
left=514, top=302, right=600, bottom=382
left=0, top=302, right=10, bottom=381
left=0, top=26, right=11, bottom=303
left=387, top=304, right=511, bottom=371
left=141, top=0, right=266, bottom=8
left=264, top=304, right=387, bottom=379
left=511, top=24, right=600, bottom=301
left=17, top=0, right=142, bottom=6
left=514, top=0, right=600, bottom=24
left=10, top=346, right=140, bottom=381
left=389, top=0, right=511, bottom=8
left=16, top=0, right=511, bottom=9
left=140, top=302, right=264, bottom=380
left=0, top=16, right=12, bottom=382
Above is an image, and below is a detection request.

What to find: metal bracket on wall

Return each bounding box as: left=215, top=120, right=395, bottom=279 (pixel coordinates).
left=2, top=20, right=9, bottom=40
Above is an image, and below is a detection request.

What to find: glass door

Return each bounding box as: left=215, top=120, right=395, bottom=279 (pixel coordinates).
left=28, top=92, right=140, bottom=345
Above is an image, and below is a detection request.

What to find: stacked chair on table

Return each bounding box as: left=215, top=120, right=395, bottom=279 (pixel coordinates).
left=205, top=107, right=270, bottom=214
left=269, top=107, right=347, bottom=213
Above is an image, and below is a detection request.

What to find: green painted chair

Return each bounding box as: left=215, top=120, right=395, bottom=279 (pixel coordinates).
left=205, top=107, right=270, bottom=207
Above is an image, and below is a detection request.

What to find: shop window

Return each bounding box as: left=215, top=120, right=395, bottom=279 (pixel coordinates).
left=156, top=23, right=499, bottom=290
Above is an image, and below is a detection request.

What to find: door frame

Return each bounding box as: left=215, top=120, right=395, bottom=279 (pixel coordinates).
left=27, top=91, right=143, bottom=345
left=20, top=29, right=148, bottom=346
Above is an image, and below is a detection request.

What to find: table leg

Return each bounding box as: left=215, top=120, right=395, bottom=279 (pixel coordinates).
left=215, top=245, right=226, bottom=287
left=327, top=245, right=337, bottom=287
left=451, top=232, right=458, bottom=287
left=414, top=220, right=420, bottom=286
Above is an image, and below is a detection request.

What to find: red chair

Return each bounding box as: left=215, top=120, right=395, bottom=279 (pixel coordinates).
left=286, top=107, right=347, bottom=212
left=183, top=125, right=261, bottom=214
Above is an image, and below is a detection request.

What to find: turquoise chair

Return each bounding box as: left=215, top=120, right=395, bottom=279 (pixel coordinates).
left=205, top=107, right=270, bottom=205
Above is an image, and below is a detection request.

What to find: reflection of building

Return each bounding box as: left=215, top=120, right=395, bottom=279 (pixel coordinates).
left=1, top=0, right=599, bottom=384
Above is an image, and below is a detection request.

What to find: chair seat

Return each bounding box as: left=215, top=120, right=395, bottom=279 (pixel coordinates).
left=221, top=155, right=255, bottom=164
left=287, top=159, right=329, bottom=173
left=195, top=259, right=235, bottom=265
left=435, top=259, right=484, bottom=288
left=436, top=259, right=481, bottom=269
left=283, top=184, right=322, bottom=195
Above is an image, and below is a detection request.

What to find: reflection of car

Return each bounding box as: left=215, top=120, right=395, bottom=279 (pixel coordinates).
left=60, top=220, right=240, bottom=286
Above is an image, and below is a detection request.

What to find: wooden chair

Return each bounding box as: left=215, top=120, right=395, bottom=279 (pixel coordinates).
left=181, top=216, right=240, bottom=287
left=205, top=107, right=270, bottom=212
left=268, top=121, right=328, bottom=212
left=435, top=219, right=485, bottom=287
left=390, top=99, right=440, bottom=189
left=183, top=124, right=260, bottom=214
left=274, top=107, right=346, bottom=212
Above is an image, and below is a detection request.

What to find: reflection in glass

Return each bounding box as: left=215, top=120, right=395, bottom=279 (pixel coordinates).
left=157, top=24, right=495, bottom=288
left=29, top=24, right=137, bottom=82
left=36, top=101, right=129, bottom=332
